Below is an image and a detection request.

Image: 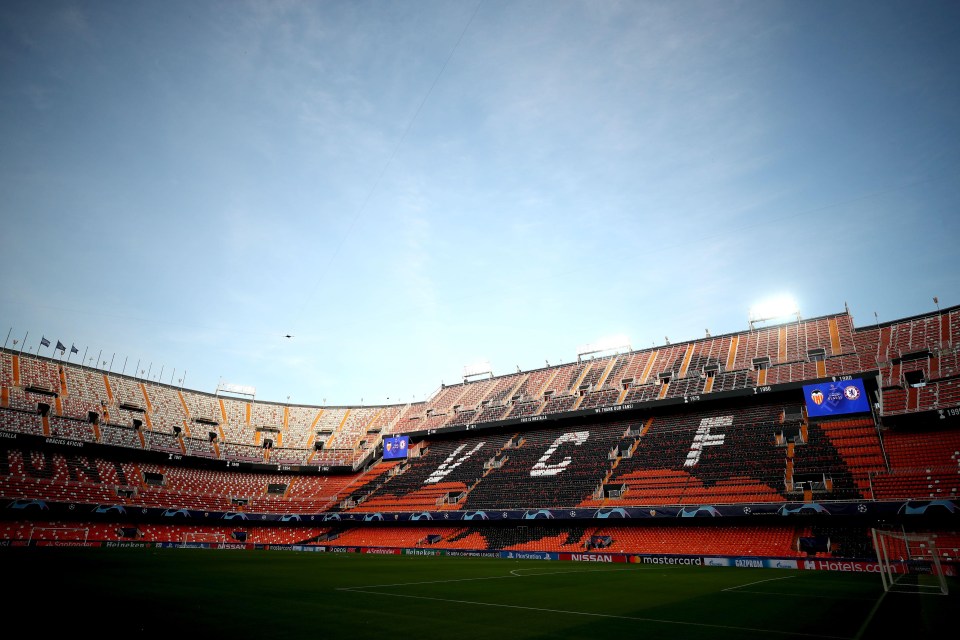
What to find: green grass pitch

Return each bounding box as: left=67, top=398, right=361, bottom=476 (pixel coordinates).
left=5, top=548, right=956, bottom=639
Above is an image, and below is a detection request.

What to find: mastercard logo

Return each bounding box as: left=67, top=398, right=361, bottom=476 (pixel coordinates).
left=810, top=389, right=824, bottom=405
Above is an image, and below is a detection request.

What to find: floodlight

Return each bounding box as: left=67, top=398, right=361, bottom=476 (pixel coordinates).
left=462, top=360, right=493, bottom=381
left=748, top=295, right=800, bottom=328
left=577, top=334, right=632, bottom=361
left=216, top=382, right=257, bottom=398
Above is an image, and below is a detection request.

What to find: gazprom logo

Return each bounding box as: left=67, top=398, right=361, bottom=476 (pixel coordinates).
left=735, top=558, right=763, bottom=568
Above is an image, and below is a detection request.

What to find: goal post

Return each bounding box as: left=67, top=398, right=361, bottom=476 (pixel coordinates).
left=182, top=531, right=226, bottom=548
left=28, top=526, right=90, bottom=545
left=872, top=528, right=948, bottom=595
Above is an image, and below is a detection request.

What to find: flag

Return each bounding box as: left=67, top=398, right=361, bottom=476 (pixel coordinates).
left=56, top=341, right=66, bottom=352
left=70, top=344, right=79, bottom=354
left=40, top=336, right=50, bottom=348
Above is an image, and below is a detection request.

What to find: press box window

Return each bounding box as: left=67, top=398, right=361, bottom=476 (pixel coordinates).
left=904, top=370, right=926, bottom=388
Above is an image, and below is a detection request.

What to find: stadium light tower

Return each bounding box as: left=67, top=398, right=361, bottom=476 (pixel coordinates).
left=463, top=360, right=493, bottom=383
left=748, top=295, right=800, bottom=330
left=577, top=334, right=632, bottom=363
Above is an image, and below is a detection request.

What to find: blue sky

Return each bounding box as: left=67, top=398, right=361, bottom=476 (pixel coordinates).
left=2, top=1, right=958, bottom=406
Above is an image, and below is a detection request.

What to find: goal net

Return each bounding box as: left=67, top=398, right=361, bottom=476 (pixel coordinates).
left=182, top=531, right=226, bottom=548
left=872, top=528, right=948, bottom=595
left=28, top=526, right=90, bottom=545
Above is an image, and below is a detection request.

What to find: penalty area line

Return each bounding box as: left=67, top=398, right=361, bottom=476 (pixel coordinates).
left=726, top=588, right=876, bottom=602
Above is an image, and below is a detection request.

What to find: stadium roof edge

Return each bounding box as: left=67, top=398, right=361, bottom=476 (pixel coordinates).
left=4, top=303, right=955, bottom=408
left=433, top=309, right=855, bottom=390
left=854, top=303, right=960, bottom=333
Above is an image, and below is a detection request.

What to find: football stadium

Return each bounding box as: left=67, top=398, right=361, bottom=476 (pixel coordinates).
left=2, top=304, right=960, bottom=637
left=3, top=2, right=959, bottom=638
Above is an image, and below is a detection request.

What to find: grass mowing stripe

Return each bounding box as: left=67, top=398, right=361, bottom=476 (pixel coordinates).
left=342, top=586, right=853, bottom=640
left=7, top=548, right=955, bottom=638
left=339, top=566, right=648, bottom=590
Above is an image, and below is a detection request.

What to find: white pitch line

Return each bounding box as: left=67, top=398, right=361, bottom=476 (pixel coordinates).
left=853, top=591, right=888, bottom=640
left=728, top=589, right=876, bottom=602
left=341, top=587, right=852, bottom=640
left=337, top=566, right=646, bottom=591
left=337, top=574, right=518, bottom=590
left=722, top=574, right=798, bottom=592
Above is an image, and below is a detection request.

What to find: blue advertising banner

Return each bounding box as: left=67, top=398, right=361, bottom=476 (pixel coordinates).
left=383, top=435, right=409, bottom=460
left=802, top=378, right=870, bottom=417
left=444, top=550, right=502, bottom=559
left=500, top=551, right=557, bottom=561
left=703, top=557, right=733, bottom=567
left=702, top=557, right=800, bottom=569
left=765, top=559, right=799, bottom=569
left=9, top=496, right=956, bottom=522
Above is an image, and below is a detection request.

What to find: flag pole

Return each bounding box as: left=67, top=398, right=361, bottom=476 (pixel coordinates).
left=81, top=346, right=88, bottom=370
left=96, top=349, right=102, bottom=370
left=2, top=328, right=10, bottom=351
left=18, top=332, right=28, bottom=356
left=109, top=353, right=115, bottom=373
